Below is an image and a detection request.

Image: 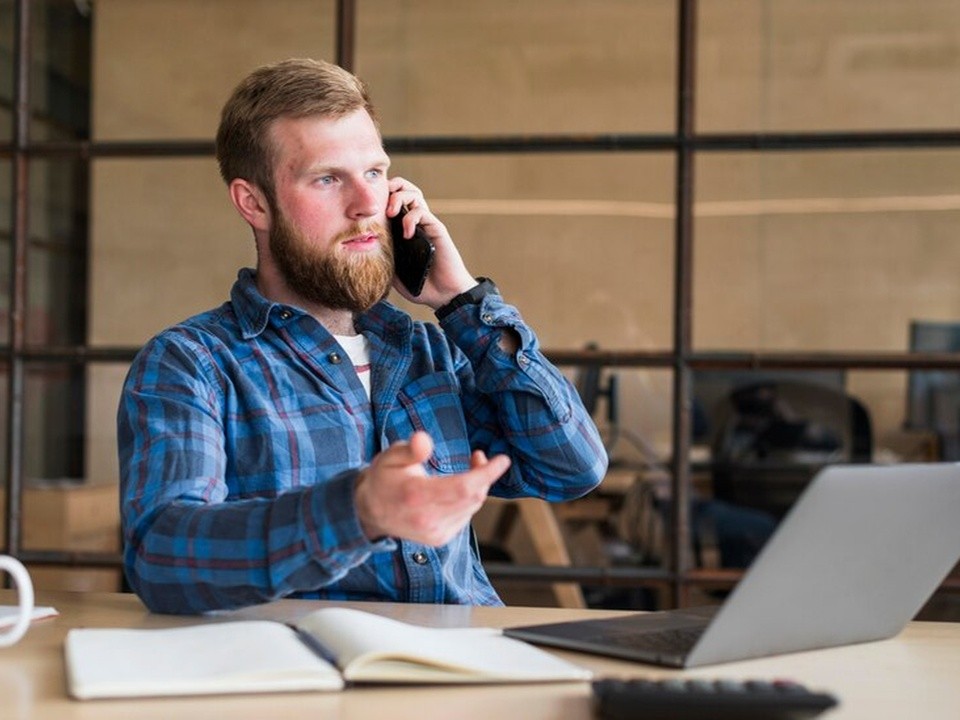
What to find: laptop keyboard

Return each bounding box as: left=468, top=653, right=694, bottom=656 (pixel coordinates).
left=504, top=607, right=719, bottom=664
left=586, top=623, right=707, bottom=655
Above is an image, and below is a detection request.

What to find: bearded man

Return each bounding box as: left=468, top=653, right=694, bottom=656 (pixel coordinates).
left=117, top=58, right=606, bottom=615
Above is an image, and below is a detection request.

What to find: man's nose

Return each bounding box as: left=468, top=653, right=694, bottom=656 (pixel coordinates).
left=347, top=180, right=380, bottom=219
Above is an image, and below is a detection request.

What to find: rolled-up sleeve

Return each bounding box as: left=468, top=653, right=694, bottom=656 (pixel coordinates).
left=437, top=293, right=608, bottom=502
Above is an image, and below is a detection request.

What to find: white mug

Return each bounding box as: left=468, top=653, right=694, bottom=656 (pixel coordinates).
left=0, top=555, right=33, bottom=648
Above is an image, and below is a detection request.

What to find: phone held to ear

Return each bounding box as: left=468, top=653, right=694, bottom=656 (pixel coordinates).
left=390, top=205, right=435, bottom=297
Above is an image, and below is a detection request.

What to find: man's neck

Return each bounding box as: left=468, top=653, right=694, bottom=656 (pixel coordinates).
left=314, top=308, right=358, bottom=336
left=255, top=265, right=358, bottom=337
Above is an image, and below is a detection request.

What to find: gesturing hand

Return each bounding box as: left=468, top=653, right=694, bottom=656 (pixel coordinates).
left=354, top=431, right=511, bottom=546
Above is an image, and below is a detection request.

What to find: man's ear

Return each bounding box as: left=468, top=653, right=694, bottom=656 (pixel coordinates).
left=229, top=178, right=271, bottom=232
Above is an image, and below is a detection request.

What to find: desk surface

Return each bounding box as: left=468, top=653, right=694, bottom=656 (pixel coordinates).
left=2, top=590, right=959, bottom=720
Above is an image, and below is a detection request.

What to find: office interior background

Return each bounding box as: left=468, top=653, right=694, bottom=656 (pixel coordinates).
left=1, top=0, right=959, bottom=616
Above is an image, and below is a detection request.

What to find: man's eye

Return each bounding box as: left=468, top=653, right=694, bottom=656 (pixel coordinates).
left=314, top=175, right=336, bottom=186
left=366, top=168, right=384, bottom=180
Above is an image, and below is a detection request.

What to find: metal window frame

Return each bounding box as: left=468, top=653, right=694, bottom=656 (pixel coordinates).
left=3, top=0, right=960, bottom=604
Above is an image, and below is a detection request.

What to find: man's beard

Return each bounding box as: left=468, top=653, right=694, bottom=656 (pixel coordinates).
left=269, top=208, right=394, bottom=314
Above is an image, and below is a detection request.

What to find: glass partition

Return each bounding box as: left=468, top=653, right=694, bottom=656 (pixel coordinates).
left=3, top=0, right=958, bottom=614
left=27, top=157, right=87, bottom=347
left=358, top=0, right=677, bottom=136
left=694, top=149, right=960, bottom=354
left=92, top=0, right=337, bottom=141
left=0, top=0, right=13, bottom=142
left=698, top=0, right=960, bottom=132
left=389, top=152, right=677, bottom=348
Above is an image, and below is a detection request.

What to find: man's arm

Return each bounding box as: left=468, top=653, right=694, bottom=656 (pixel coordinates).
left=387, top=176, right=608, bottom=501
left=439, top=294, right=609, bottom=501
left=117, top=335, right=386, bottom=614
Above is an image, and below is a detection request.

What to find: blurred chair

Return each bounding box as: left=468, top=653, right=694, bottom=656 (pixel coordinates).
left=709, top=380, right=873, bottom=521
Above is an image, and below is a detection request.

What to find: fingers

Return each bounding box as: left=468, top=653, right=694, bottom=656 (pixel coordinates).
left=470, top=449, right=488, bottom=469
left=387, top=176, right=426, bottom=220
left=380, top=430, right=434, bottom=470
left=427, top=453, right=511, bottom=508
left=408, top=430, right=434, bottom=464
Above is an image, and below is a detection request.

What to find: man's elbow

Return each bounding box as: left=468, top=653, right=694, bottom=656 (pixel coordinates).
left=123, top=560, right=186, bottom=615
left=571, top=450, right=609, bottom=498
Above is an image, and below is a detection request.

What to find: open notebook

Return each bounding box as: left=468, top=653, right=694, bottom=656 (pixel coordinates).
left=64, top=606, right=591, bottom=699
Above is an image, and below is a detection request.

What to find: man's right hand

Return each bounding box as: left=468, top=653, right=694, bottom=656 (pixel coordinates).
left=354, top=431, right=511, bottom=546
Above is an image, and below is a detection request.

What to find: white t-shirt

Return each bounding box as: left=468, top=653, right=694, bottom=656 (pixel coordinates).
left=333, top=333, right=372, bottom=399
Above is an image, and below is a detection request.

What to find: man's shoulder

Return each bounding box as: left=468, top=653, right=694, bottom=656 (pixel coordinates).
left=135, top=302, right=241, bottom=361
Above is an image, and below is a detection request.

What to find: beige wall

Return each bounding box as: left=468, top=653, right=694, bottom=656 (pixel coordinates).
left=87, top=0, right=960, bottom=481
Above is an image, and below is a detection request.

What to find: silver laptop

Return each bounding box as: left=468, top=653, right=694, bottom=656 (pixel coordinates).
left=505, top=463, right=960, bottom=667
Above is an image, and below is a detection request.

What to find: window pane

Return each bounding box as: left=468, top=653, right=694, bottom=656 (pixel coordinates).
left=0, top=362, right=7, bottom=476
left=357, top=0, right=677, bottom=136
left=694, top=149, right=960, bottom=464
left=694, top=149, right=960, bottom=354
left=30, top=0, right=91, bottom=142
left=89, top=157, right=256, bottom=346
left=698, top=0, right=960, bottom=132
left=0, top=157, right=9, bottom=345
left=391, top=152, right=676, bottom=349
left=0, top=0, right=12, bottom=143
left=92, top=0, right=337, bottom=140
left=28, top=157, right=87, bottom=347
left=24, top=361, right=84, bottom=481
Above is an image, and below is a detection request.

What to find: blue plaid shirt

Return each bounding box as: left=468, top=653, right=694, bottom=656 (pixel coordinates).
left=118, top=268, right=606, bottom=614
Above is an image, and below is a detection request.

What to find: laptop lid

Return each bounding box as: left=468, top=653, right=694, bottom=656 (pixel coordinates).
left=686, top=462, right=960, bottom=666
left=506, top=463, right=960, bottom=668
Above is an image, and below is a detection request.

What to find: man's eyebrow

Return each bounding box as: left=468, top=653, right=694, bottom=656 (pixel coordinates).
left=298, top=162, right=338, bottom=176
left=299, top=156, right=390, bottom=176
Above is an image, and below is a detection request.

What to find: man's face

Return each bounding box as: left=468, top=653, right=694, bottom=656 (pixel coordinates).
left=265, top=110, right=394, bottom=313
left=268, top=200, right=394, bottom=313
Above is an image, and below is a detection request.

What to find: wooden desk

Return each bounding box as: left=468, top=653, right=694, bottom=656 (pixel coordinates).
left=3, top=590, right=959, bottom=719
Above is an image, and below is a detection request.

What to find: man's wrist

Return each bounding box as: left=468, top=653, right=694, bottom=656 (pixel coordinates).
left=354, top=468, right=387, bottom=542
left=435, top=277, right=499, bottom=320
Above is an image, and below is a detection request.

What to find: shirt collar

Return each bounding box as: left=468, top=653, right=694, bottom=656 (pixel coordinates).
left=231, top=268, right=276, bottom=340
left=230, top=267, right=412, bottom=341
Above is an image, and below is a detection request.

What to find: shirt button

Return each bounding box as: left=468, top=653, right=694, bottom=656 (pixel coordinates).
left=279, top=310, right=292, bottom=320
left=481, top=313, right=494, bottom=323
left=518, top=354, right=529, bottom=366
left=412, top=551, right=429, bottom=565
left=328, top=351, right=342, bottom=364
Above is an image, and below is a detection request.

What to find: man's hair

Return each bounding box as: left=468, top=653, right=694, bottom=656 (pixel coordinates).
left=215, top=58, right=376, bottom=206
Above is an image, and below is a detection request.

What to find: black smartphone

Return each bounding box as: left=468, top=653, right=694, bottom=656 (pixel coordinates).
left=390, top=205, right=435, bottom=297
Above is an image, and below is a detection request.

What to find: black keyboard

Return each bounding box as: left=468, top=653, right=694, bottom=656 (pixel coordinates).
left=592, top=677, right=839, bottom=720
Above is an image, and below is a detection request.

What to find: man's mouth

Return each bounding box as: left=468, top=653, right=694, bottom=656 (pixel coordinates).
left=342, top=232, right=380, bottom=249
